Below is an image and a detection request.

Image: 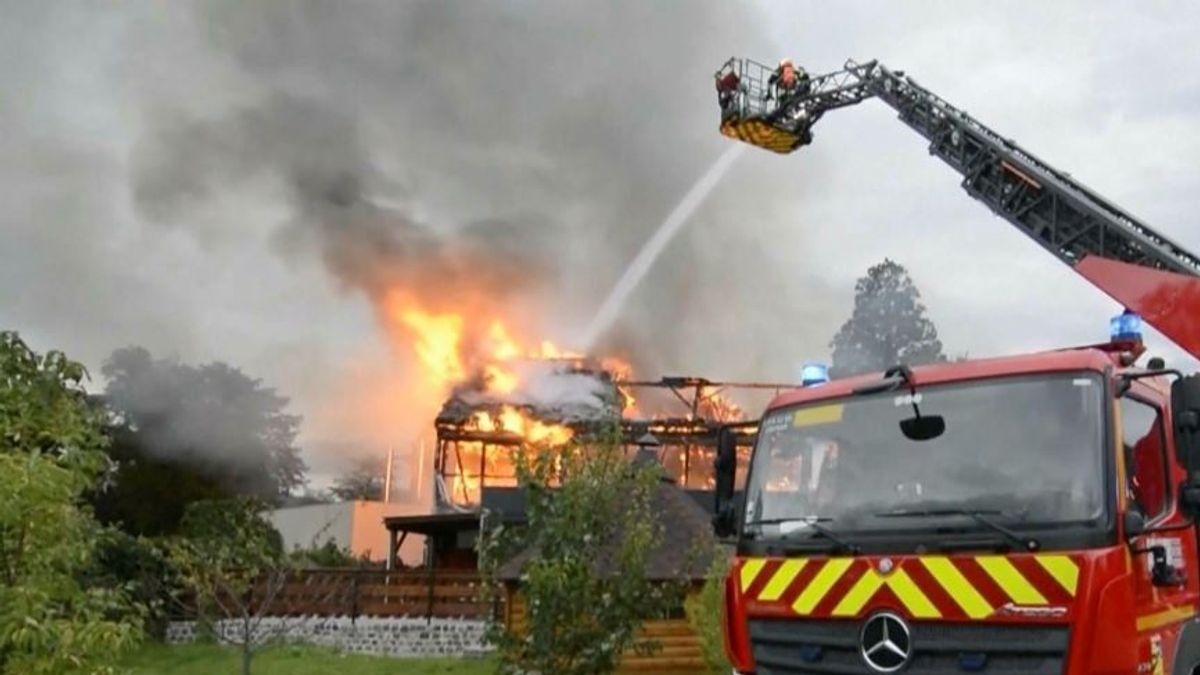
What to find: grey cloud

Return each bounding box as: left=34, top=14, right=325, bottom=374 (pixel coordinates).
left=7, top=1, right=1200, bottom=484
left=128, top=1, right=787, bottom=372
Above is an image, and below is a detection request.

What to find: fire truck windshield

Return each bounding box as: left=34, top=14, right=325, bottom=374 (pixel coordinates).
left=743, top=373, right=1107, bottom=544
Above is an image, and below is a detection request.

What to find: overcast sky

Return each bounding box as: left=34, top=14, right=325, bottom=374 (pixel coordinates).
left=4, top=1, right=1199, bottom=483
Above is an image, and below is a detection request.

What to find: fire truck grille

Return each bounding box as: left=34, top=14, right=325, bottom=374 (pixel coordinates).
left=748, top=618, right=1068, bottom=674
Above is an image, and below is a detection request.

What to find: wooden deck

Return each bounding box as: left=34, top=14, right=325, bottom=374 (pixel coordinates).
left=505, top=592, right=708, bottom=673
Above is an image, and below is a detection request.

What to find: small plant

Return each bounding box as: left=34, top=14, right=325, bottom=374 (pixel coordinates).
left=685, top=546, right=733, bottom=673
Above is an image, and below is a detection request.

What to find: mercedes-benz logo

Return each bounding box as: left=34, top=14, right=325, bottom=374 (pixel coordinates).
left=859, top=612, right=912, bottom=673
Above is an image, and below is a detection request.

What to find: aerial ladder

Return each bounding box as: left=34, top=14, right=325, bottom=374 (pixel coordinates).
left=714, top=57, right=1200, bottom=359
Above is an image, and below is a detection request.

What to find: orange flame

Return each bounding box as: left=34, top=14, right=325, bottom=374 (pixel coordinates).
left=445, top=318, right=588, bottom=396
left=487, top=321, right=522, bottom=361
left=380, top=289, right=635, bottom=507
left=599, top=357, right=639, bottom=416
left=535, top=340, right=583, bottom=360
left=451, top=467, right=481, bottom=504
left=470, top=406, right=574, bottom=446
left=483, top=364, right=519, bottom=394
left=393, top=302, right=468, bottom=386
left=700, top=386, right=744, bottom=422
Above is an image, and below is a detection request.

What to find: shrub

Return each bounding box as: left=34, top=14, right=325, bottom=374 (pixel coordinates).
left=685, top=546, right=733, bottom=673
left=481, top=429, right=671, bottom=675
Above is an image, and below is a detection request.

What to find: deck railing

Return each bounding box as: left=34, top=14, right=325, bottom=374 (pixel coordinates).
left=177, top=568, right=498, bottom=621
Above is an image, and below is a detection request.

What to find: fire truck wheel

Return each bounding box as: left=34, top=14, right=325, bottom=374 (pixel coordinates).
left=1172, top=619, right=1200, bottom=675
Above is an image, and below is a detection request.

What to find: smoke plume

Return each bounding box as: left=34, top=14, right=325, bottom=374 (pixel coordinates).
left=6, top=1, right=841, bottom=485
left=133, top=91, right=551, bottom=313
left=126, top=2, right=803, bottom=373
left=8, top=1, right=1200, bottom=489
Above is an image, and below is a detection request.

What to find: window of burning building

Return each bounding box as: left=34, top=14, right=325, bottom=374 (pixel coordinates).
left=440, top=441, right=522, bottom=506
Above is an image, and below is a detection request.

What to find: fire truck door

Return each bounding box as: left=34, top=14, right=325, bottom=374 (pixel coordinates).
left=1120, top=396, right=1200, bottom=668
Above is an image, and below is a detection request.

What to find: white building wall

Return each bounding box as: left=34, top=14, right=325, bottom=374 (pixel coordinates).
left=268, top=501, right=427, bottom=565
left=270, top=502, right=355, bottom=553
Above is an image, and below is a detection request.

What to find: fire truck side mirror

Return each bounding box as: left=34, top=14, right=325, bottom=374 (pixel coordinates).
left=1123, top=509, right=1147, bottom=540
left=899, top=414, right=945, bottom=441
left=713, top=428, right=738, bottom=537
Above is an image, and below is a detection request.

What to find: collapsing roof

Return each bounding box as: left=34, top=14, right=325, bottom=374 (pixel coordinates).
left=437, top=359, right=622, bottom=427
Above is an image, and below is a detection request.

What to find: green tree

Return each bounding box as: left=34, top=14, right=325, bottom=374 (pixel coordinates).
left=94, top=347, right=307, bottom=535
left=829, top=258, right=946, bottom=377
left=168, top=498, right=300, bottom=675
left=329, top=455, right=385, bottom=502
left=0, top=331, right=143, bottom=674
left=481, top=431, right=671, bottom=675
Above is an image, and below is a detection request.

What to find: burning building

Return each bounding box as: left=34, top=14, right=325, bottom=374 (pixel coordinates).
left=384, top=340, right=793, bottom=569
left=432, top=356, right=621, bottom=509
left=432, top=359, right=787, bottom=512
left=353, top=266, right=796, bottom=568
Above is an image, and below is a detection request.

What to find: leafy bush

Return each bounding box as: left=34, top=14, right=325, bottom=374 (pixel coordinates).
left=481, top=429, right=671, bottom=675
left=685, top=547, right=733, bottom=673
left=288, top=539, right=374, bottom=568
left=87, top=530, right=179, bottom=639
left=0, top=331, right=144, bottom=674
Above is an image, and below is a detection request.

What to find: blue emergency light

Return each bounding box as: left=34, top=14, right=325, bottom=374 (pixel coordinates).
left=1110, top=311, right=1143, bottom=343
left=800, top=362, right=829, bottom=387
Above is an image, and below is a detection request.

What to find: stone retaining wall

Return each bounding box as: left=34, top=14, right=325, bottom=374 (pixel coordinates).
left=166, top=616, right=492, bottom=658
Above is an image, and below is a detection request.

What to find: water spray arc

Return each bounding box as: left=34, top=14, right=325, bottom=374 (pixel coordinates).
left=579, top=144, right=745, bottom=350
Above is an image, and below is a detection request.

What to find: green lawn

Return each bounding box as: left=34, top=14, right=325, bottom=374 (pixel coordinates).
left=121, top=643, right=497, bottom=675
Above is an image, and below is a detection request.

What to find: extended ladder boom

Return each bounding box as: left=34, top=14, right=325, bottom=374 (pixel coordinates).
left=716, top=57, right=1200, bottom=358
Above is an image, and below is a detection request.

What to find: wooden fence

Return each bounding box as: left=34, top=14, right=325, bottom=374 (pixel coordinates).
left=179, top=569, right=498, bottom=621
left=504, top=591, right=707, bottom=674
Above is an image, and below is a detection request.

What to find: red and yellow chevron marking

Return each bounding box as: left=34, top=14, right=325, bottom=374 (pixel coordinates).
left=719, top=118, right=800, bottom=154
left=736, top=554, right=1080, bottom=622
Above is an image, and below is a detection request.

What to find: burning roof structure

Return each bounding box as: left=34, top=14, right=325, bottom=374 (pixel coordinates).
left=437, top=358, right=623, bottom=431
left=432, top=354, right=791, bottom=512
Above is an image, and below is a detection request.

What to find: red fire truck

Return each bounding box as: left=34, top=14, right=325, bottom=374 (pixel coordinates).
left=711, top=58, right=1200, bottom=674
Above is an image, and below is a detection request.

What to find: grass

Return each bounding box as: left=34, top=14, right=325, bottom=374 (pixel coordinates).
left=120, top=642, right=497, bottom=675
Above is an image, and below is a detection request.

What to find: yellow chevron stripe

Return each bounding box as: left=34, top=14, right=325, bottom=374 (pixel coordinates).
left=978, top=556, right=1046, bottom=605
left=758, top=559, right=807, bottom=601
left=922, top=557, right=993, bottom=619
left=1035, top=555, right=1079, bottom=596
left=832, top=569, right=885, bottom=616
left=721, top=119, right=798, bottom=154
left=792, top=559, right=852, bottom=615
left=887, top=568, right=942, bottom=619
left=739, top=558, right=767, bottom=593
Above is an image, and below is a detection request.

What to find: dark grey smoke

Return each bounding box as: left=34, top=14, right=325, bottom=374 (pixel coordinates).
left=133, top=91, right=549, bottom=309
left=101, top=345, right=306, bottom=499
left=126, top=1, right=803, bottom=375
left=13, top=2, right=1200, bottom=487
